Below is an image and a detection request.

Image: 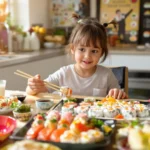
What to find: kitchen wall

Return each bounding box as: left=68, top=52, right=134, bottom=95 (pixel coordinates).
left=10, top=0, right=97, bottom=30
left=10, top=0, right=49, bottom=29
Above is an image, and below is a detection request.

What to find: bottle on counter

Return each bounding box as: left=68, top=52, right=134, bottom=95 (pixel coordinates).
left=0, top=23, right=8, bottom=54
left=16, top=33, right=24, bottom=51
left=30, top=32, right=40, bottom=50
left=7, top=29, right=13, bottom=54
left=23, top=32, right=31, bottom=51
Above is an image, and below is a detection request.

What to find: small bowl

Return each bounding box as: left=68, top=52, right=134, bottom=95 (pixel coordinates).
left=44, top=42, right=55, bottom=49
left=16, top=95, right=26, bottom=102
left=10, top=91, right=26, bottom=102
left=13, top=111, right=32, bottom=121
left=36, top=99, right=54, bottom=111
left=0, top=115, right=16, bottom=142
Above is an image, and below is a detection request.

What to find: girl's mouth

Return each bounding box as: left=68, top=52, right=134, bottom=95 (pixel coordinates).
left=83, top=61, right=92, bottom=64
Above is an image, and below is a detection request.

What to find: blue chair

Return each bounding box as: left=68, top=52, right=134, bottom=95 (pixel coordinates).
left=110, top=66, right=128, bottom=94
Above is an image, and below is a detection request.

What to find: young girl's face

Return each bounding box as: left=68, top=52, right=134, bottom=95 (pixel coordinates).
left=71, top=41, right=102, bottom=70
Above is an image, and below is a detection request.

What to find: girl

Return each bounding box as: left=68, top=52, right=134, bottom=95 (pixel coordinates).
left=26, top=15, right=128, bottom=99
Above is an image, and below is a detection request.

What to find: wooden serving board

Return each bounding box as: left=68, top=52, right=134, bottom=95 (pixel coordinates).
left=25, top=92, right=149, bottom=103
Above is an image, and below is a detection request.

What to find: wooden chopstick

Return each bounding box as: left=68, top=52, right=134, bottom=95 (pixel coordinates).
left=16, top=70, right=61, bottom=89
left=14, top=70, right=62, bottom=93
left=16, top=70, right=33, bottom=78
left=14, top=72, right=31, bottom=80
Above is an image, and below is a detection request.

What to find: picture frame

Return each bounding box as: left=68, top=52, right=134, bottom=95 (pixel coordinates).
left=49, top=0, right=90, bottom=28
left=96, top=0, right=140, bottom=45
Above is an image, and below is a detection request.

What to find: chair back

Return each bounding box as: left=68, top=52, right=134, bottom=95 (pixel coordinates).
left=110, top=66, right=128, bottom=94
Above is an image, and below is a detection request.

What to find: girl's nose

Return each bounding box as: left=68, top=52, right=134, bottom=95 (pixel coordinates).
left=84, top=51, right=90, bottom=58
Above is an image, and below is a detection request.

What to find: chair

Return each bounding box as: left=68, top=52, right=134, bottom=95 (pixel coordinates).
left=110, top=66, right=128, bottom=94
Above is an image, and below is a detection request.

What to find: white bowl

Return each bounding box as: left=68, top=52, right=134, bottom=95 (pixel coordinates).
left=36, top=99, right=54, bottom=111
left=13, top=111, right=32, bottom=121
left=44, top=42, right=55, bottom=48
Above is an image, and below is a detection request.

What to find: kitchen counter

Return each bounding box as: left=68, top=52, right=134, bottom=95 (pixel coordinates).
left=0, top=45, right=150, bottom=69
left=110, top=46, right=150, bottom=55
left=0, top=48, right=65, bottom=68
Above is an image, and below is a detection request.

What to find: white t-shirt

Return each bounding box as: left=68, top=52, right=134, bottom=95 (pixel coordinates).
left=45, top=64, right=120, bottom=97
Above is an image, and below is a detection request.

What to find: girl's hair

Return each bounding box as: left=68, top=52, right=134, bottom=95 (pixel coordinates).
left=66, top=14, right=108, bottom=62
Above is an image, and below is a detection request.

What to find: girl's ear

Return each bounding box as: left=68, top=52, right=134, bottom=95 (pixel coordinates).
left=71, top=44, right=75, bottom=54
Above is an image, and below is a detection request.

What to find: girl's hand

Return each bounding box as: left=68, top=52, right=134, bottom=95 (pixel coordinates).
left=108, top=88, right=128, bottom=99
left=27, top=74, right=48, bottom=94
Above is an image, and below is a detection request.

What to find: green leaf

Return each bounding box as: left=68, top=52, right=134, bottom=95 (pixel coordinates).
left=90, top=118, right=104, bottom=127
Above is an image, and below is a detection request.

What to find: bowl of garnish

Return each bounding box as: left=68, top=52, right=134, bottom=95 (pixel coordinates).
left=13, top=104, right=32, bottom=121
left=0, top=115, right=16, bottom=142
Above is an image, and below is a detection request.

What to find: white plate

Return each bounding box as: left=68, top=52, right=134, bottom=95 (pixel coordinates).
left=0, top=99, right=21, bottom=115
left=0, top=108, right=13, bottom=114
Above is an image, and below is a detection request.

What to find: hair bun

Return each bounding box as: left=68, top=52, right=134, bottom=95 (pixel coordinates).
left=72, top=13, right=80, bottom=21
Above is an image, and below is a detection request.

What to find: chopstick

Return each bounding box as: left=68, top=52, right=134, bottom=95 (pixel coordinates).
left=16, top=70, right=60, bottom=89
left=14, top=70, right=62, bottom=93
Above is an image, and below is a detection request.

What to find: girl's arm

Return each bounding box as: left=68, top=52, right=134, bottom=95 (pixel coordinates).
left=107, top=69, right=128, bottom=99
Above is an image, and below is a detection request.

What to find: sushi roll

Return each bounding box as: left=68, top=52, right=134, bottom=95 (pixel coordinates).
left=57, top=119, right=70, bottom=129
left=60, top=130, right=80, bottom=143
left=60, top=86, right=72, bottom=97
left=84, top=97, right=97, bottom=103
left=121, top=107, right=137, bottom=119
left=79, top=101, right=92, bottom=107
left=44, top=119, right=57, bottom=129
left=74, top=113, right=88, bottom=121
left=46, top=110, right=61, bottom=121
left=61, top=102, right=77, bottom=114
left=80, top=129, right=104, bottom=143
left=134, top=104, right=149, bottom=117
left=61, top=111, right=74, bottom=124
left=32, top=114, right=45, bottom=127
left=74, top=105, right=89, bottom=115
left=86, top=129, right=104, bottom=142
left=103, top=107, right=118, bottom=118
left=70, top=116, right=92, bottom=133
left=80, top=131, right=95, bottom=143
left=113, top=105, right=121, bottom=114
left=88, top=106, right=103, bottom=118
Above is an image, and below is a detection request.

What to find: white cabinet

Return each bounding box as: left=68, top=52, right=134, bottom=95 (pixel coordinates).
left=100, top=53, right=150, bottom=71
left=0, top=55, right=69, bottom=91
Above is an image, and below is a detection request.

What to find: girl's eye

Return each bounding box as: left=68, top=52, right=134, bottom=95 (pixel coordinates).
left=78, top=48, right=85, bottom=52
left=91, top=50, right=98, bottom=53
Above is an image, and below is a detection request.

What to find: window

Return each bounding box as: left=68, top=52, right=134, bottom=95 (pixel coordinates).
left=0, top=0, right=8, bottom=23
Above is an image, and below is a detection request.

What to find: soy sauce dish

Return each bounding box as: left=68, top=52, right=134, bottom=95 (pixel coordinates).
left=35, top=99, right=54, bottom=111
left=15, top=95, right=26, bottom=102
left=10, top=92, right=26, bottom=102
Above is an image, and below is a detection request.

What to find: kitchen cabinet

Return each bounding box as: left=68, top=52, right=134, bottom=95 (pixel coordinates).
left=101, top=53, right=150, bottom=71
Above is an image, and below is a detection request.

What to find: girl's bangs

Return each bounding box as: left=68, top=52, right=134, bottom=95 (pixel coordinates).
left=73, top=29, right=100, bottom=48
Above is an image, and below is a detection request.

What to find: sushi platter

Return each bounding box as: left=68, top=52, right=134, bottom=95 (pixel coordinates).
left=10, top=110, right=116, bottom=150
left=52, top=97, right=150, bottom=120
left=9, top=96, right=150, bottom=150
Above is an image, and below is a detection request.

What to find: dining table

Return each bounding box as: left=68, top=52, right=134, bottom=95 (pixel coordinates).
left=1, top=90, right=147, bottom=150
